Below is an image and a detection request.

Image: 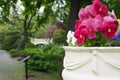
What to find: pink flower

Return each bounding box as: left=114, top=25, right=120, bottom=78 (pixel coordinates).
left=101, top=21, right=118, bottom=38
left=78, top=8, right=86, bottom=20
left=108, top=10, right=117, bottom=20
left=74, top=28, right=88, bottom=45
left=84, top=5, right=96, bottom=17
left=92, top=15, right=102, bottom=31
left=104, top=10, right=118, bottom=22
left=74, top=20, right=82, bottom=30
left=66, top=0, right=119, bottom=46
left=103, top=16, right=116, bottom=22
left=78, top=5, right=95, bottom=20
left=93, top=0, right=108, bottom=17
left=81, top=19, right=97, bottom=39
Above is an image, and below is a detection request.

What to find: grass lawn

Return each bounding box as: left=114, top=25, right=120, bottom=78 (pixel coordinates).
left=28, top=71, right=62, bottom=80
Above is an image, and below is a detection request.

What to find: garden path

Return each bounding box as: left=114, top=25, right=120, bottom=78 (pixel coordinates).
left=0, top=50, right=24, bottom=80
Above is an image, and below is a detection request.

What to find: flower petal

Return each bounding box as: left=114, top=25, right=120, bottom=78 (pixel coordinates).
left=101, top=21, right=118, bottom=38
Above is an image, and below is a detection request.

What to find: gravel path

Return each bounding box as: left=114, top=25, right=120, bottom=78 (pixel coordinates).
left=0, top=50, right=24, bottom=80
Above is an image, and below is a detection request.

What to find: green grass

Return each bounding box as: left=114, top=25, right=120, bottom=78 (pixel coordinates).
left=28, top=71, right=62, bottom=80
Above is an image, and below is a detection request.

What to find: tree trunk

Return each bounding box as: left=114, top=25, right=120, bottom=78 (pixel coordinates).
left=67, top=0, right=91, bottom=31
left=65, top=0, right=81, bottom=46
left=65, top=0, right=91, bottom=46
left=17, top=30, right=28, bottom=50
left=17, top=15, right=28, bottom=50
left=67, top=0, right=81, bottom=31
left=16, top=14, right=34, bottom=50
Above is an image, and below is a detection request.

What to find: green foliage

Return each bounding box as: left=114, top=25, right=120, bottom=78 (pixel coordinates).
left=19, top=48, right=40, bottom=56
left=27, top=44, right=64, bottom=71
left=9, top=48, right=40, bottom=57
left=53, top=29, right=66, bottom=45
left=9, top=44, right=64, bottom=71
left=25, top=39, right=37, bottom=48
left=77, top=32, right=120, bottom=47
left=79, top=0, right=92, bottom=8
left=9, top=49, right=19, bottom=57
left=33, top=27, right=45, bottom=38
left=0, top=32, right=22, bottom=51
left=0, top=24, right=10, bottom=32
left=99, top=0, right=120, bottom=18
left=0, top=0, right=70, bottom=50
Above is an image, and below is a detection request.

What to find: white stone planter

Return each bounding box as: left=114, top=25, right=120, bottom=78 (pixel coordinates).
left=62, top=46, right=120, bottom=80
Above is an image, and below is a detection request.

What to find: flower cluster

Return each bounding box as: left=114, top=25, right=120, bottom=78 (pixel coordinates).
left=67, top=0, right=120, bottom=46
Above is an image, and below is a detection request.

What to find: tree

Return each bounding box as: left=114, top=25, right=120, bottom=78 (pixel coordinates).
left=0, top=0, right=69, bottom=50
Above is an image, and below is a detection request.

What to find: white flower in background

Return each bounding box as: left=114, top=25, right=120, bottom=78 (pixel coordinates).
left=66, top=30, right=77, bottom=46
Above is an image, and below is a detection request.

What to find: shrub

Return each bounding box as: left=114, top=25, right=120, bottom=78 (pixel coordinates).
left=25, top=40, right=37, bottom=48
left=40, top=44, right=64, bottom=71
left=27, top=44, right=64, bottom=71
left=33, top=27, right=45, bottom=38
left=9, top=48, right=40, bottom=57
left=9, top=49, right=19, bottom=57
left=53, top=29, right=66, bottom=45
left=0, top=32, right=22, bottom=51
left=0, top=24, right=22, bottom=51
left=9, top=44, right=64, bottom=72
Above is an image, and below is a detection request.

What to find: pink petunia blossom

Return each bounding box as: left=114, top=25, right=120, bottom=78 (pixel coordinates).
left=93, top=0, right=108, bottom=17
left=101, top=21, right=118, bottom=38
